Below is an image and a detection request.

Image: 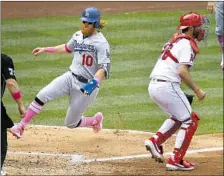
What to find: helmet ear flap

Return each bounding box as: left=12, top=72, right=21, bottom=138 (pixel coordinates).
left=93, top=21, right=100, bottom=28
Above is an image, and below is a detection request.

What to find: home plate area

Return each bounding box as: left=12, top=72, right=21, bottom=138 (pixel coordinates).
left=5, top=125, right=223, bottom=175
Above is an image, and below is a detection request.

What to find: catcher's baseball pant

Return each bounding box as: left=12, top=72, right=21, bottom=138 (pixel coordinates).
left=36, top=71, right=99, bottom=128
left=148, top=79, right=198, bottom=161
left=148, top=80, right=192, bottom=121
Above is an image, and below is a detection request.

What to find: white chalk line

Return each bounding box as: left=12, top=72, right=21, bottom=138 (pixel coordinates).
left=79, top=147, right=223, bottom=164
left=8, top=147, right=223, bottom=165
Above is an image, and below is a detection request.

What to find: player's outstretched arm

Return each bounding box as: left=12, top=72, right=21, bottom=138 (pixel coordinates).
left=32, top=44, right=69, bottom=56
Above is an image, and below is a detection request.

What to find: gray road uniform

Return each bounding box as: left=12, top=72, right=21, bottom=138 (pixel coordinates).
left=36, top=31, right=110, bottom=128
left=215, top=1, right=224, bottom=36
left=215, top=1, right=224, bottom=68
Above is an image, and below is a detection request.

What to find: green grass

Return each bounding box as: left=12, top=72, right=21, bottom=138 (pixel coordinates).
left=2, top=10, right=223, bottom=135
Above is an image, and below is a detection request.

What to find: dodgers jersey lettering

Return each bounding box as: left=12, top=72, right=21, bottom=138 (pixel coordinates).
left=66, top=31, right=110, bottom=80
left=150, top=38, right=195, bottom=83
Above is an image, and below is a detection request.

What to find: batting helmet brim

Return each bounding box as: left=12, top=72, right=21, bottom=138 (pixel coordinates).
left=80, top=17, right=97, bottom=23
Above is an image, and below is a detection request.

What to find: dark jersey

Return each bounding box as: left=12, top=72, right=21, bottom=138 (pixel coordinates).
left=1, top=54, right=16, bottom=98
left=1, top=54, right=16, bottom=129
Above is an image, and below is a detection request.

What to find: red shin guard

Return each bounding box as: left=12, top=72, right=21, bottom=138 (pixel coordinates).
left=154, top=118, right=182, bottom=146
left=174, top=112, right=200, bottom=162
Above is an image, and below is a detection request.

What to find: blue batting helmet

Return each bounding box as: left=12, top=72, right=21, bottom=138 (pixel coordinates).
left=81, top=7, right=101, bottom=28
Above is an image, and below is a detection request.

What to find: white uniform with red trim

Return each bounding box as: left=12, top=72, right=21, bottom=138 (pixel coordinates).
left=148, top=38, right=195, bottom=122
left=150, top=39, right=195, bottom=83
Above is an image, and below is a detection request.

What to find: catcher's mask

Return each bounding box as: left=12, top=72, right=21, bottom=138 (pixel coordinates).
left=176, top=12, right=210, bottom=42
left=81, top=7, right=101, bottom=36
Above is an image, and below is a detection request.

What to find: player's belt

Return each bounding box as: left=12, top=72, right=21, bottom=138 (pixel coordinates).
left=71, top=72, right=89, bottom=83
left=150, top=78, right=180, bottom=84
left=151, top=78, right=167, bottom=82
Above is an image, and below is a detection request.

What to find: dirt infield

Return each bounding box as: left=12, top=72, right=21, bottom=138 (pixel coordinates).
left=2, top=1, right=207, bottom=18
left=7, top=126, right=223, bottom=175
left=2, top=1, right=223, bottom=175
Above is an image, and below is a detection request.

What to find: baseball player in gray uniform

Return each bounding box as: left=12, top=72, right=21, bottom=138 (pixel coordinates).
left=11, top=7, right=110, bottom=138
left=215, top=1, right=224, bottom=70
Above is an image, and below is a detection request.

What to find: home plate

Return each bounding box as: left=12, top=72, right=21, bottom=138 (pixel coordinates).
left=71, top=154, right=85, bottom=164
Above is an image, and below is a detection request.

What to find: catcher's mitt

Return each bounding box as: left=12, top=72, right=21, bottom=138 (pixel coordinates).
left=184, top=93, right=194, bottom=105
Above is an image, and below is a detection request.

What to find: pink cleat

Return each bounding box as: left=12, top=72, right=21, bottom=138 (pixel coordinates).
left=10, top=123, right=25, bottom=139
left=92, top=112, right=103, bottom=133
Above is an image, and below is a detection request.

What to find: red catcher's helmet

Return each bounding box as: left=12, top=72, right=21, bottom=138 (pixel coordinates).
left=177, top=12, right=203, bottom=30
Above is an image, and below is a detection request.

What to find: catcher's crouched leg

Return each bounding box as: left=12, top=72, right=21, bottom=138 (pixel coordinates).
left=173, top=112, right=200, bottom=163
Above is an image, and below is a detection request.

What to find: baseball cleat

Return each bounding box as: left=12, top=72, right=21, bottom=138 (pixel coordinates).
left=10, top=123, right=25, bottom=139
left=166, top=157, right=195, bottom=171
left=92, top=112, right=103, bottom=133
left=144, top=138, right=164, bottom=163
left=1, top=170, right=6, bottom=176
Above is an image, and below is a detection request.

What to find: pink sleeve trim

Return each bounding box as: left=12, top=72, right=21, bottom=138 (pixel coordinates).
left=65, top=44, right=72, bottom=53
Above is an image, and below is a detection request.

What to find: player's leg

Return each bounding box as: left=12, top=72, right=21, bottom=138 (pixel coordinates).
left=1, top=128, right=7, bottom=169
left=167, top=112, right=199, bottom=171
left=64, top=85, right=103, bottom=132
left=152, top=117, right=182, bottom=145
left=216, top=6, right=224, bottom=70
left=1, top=128, right=8, bottom=176
left=145, top=81, right=182, bottom=162
left=1, top=106, right=13, bottom=172
left=217, top=35, right=224, bottom=70
left=145, top=81, right=194, bottom=165
left=147, top=82, right=198, bottom=170
left=164, top=84, right=199, bottom=171
left=11, top=71, right=72, bottom=138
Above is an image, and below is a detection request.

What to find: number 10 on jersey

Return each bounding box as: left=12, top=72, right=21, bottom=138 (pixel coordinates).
left=82, top=54, right=93, bottom=66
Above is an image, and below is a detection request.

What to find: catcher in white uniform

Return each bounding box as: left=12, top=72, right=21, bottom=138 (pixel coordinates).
left=144, top=12, right=209, bottom=171
left=11, top=7, right=110, bottom=138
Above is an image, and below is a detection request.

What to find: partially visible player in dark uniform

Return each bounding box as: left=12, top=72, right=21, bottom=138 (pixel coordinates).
left=1, top=54, right=26, bottom=174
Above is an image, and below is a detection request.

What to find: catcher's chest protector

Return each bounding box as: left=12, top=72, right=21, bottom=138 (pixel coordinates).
left=171, top=34, right=199, bottom=55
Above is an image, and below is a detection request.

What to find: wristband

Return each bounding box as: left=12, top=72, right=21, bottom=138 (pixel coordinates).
left=44, top=47, right=56, bottom=53
left=94, top=76, right=102, bottom=85
left=12, top=91, right=21, bottom=100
